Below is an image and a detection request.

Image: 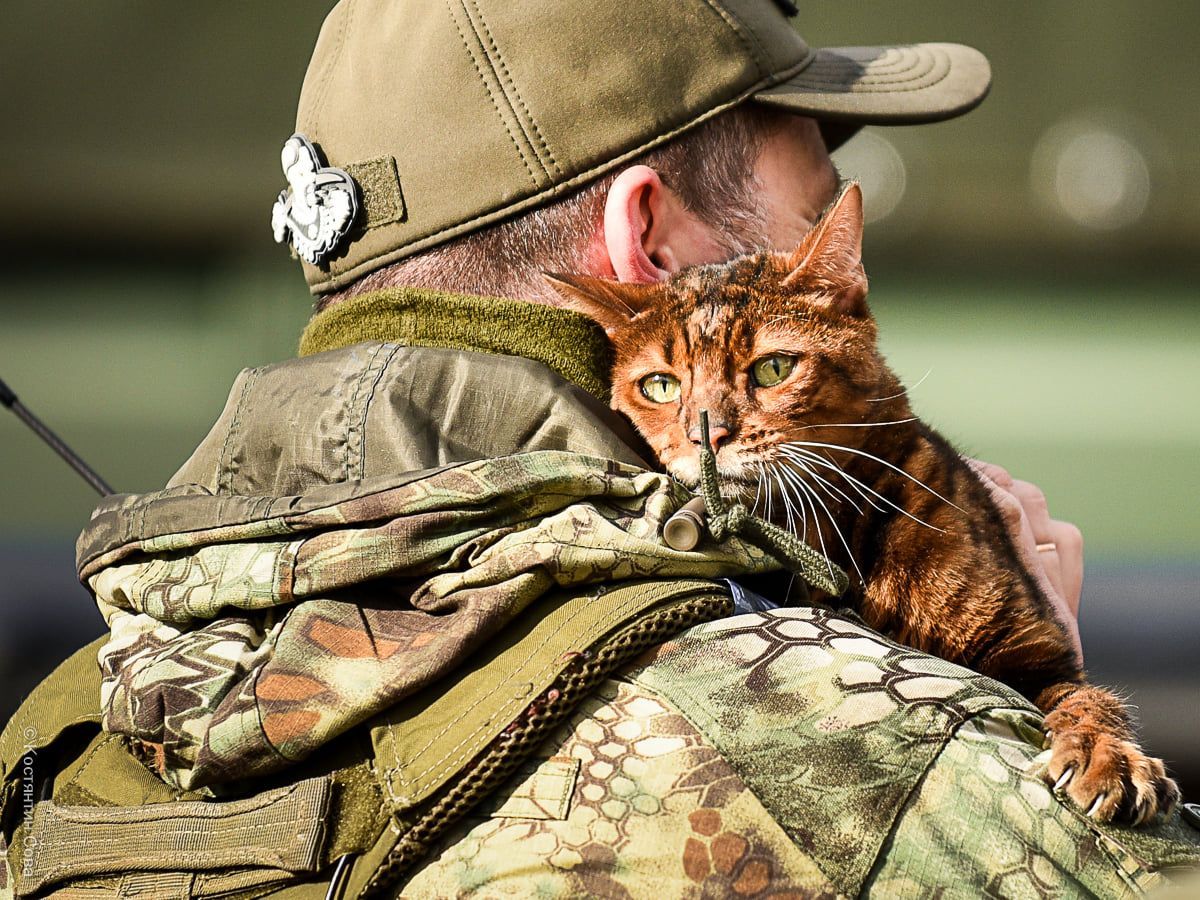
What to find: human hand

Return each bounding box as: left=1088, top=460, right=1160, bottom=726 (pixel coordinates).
left=965, top=459, right=1085, bottom=664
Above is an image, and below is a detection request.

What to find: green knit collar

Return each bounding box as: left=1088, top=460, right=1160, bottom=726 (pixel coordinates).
left=299, top=287, right=613, bottom=400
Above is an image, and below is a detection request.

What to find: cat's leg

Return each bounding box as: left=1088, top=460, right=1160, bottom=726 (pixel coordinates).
left=1036, top=681, right=1180, bottom=826
left=964, top=622, right=1179, bottom=826
left=858, top=433, right=1180, bottom=827
left=864, top=546, right=1180, bottom=828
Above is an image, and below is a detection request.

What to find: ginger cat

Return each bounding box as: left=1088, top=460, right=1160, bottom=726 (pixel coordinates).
left=546, top=182, right=1178, bottom=826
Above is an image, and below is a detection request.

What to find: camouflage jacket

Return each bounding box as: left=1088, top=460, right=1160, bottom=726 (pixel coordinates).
left=2, top=289, right=1198, bottom=898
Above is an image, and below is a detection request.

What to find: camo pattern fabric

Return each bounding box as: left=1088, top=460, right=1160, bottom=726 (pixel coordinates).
left=86, top=451, right=780, bottom=791
left=402, top=607, right=1199, bottom=898
left=403, top=677, right=839, bottom=898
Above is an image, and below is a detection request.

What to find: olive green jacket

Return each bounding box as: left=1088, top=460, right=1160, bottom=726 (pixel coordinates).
left=2, top=289, right=1198, bottom=899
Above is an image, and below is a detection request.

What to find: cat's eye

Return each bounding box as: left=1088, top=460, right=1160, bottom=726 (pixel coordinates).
left=640, top=373, right=681, bottom=403
left=751, top=354, right=796, bottom=387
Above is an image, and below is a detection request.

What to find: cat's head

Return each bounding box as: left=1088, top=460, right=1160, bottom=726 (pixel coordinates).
left=547, top=182, right=903, bottom=492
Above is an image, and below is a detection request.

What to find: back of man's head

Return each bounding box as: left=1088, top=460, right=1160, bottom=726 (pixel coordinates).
left=272, top=0, right=990, bottom=307
left=318, top=106, right=783, bottom=311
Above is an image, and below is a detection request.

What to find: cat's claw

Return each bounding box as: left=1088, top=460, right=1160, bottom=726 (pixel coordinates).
left=1132, top=796, right=1151, bottom=827
left=1054, top=766, right=1075, bottom=791
left=1043, top=696, right=1180, bottom=826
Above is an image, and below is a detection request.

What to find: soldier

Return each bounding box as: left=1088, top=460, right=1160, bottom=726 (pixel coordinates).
left=3, top=1, right=1198, bottom=897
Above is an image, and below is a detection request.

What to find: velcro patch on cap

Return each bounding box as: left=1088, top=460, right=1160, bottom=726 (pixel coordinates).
left=345, top=156, right=407, bottom=230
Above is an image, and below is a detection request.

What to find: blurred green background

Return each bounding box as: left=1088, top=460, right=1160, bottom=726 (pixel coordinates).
left=1, top=3, right=1197, bottom=794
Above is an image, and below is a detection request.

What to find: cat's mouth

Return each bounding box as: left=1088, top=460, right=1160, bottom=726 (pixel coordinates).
left=719, top=479, right=758, bottom=505
left=665, top=454, right=763, bottom=500
left=683, top=473, right=760, bottom=506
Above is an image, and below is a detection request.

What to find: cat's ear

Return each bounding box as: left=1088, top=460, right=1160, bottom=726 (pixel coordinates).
left=543, top=273, right=653, bottom=334
left=782, top=181, right=868, bottom=317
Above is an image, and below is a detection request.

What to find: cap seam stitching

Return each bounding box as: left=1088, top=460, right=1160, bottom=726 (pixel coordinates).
left=806, top=54, right=920, bottom=75
left=446, top=0, right=541, bottom=189
left=458, top=0, right=552, bottom=181
left=796, top=48, right=943, bottom=83
left=310, top=0, right=354, bottom=130
left=701, top=0, right=769, bottom=80
left=467, top=0, right=561, bottom=177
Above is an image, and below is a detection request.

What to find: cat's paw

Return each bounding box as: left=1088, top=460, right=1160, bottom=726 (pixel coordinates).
left=1042, top=714, right=1179, bottom=826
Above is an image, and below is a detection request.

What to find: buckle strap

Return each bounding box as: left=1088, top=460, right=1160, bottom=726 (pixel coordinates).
left=15, top=776, right=331, bottom=895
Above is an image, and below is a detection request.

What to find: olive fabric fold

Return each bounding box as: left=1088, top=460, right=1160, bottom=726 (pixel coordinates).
left=84, top=451, right=781, bottom=791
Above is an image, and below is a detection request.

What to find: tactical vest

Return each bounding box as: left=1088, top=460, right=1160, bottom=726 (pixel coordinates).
left=1, top=579, right=730, bottom=898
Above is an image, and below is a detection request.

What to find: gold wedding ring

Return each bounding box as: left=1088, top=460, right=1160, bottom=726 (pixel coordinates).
left=1035, top=542, right=1058, bottom=553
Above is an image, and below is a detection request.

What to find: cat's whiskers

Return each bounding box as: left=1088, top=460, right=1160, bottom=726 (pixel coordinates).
left=779, top=469, right=798, bottom=537
left=751, top=461, right=766, bottom=518
left=769, top=460, right=809, bottom=547
left=795, top=469, right=810, bottom=546
left=779, top=446, right=947, bottom=533
left=780, top=440, right=964, bottom=513
left=788, top=470, right=837, bottom=586
left=763, top=464, right=786, bottom=531
left=782, top=445, right=925, bottom=522
left=792, top=453, right=897, bottom=525
left=764, top=461, right=827, bottom=582
left=780, top=448, right=889, bottom=515
left=766, top=464, right=790, bottom=535
left=794, top=417, right=918, bottom=430
left=765, top=462, right=791, bottom=529
left=773, top=459, right=863, bottom=585
left=765, top=462, right=776, bottom=526
left=783, top=469, right=805, bottom=540
left=780, top=455, right=863, bottom=515
left=866, top=368, right=933, bottom=403
left=761, top=462, right=794, bottom=542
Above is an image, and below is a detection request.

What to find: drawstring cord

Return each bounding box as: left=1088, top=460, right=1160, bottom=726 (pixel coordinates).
left=695, top=410, right=849, bottom=597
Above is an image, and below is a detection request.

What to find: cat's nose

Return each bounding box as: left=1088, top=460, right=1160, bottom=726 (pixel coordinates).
left=688, top=422, right=732, bottom=450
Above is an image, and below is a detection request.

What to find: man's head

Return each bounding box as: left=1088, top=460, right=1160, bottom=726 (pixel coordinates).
left=318, top=107, right=838, bottom=310
left=280, top=0, right=991, bottom=306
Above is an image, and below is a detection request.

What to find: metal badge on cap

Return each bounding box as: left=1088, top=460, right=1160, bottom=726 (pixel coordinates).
left=271, top=133, right=359, bottom=265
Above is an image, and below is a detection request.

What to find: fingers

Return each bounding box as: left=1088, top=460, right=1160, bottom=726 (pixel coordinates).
left=1007, top=478, right=1062, bottom=594
left=964, top=457, right=1085, bottom=662
left=965, top=459, right=1083, bottom=606
left=1007, top=479, right=1084, bottom=617
left=1034, top=538, right=1068, bottom=607
left=1009, top=479, right=1049, bottom=529
left=1047, top=520, right=1084, bottom=617
left=965, top=458, right=1014, bottom=490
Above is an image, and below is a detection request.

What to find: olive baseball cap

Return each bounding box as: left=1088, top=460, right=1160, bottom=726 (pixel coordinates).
left=279, top=0, right=990, bottom=294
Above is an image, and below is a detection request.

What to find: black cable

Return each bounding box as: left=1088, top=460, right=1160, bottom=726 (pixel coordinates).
left=0, top=376, right=114, bottom=496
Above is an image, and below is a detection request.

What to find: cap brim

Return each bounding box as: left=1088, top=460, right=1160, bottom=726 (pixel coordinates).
left=752, top=42, right=991, bottom=135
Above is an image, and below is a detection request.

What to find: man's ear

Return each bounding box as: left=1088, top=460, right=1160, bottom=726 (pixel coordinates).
left=600, top=166, right=672, bottom=283
left=601, top=164, right=725, bottom=282
left=543, top=273, right=653, bottom=335
left=782, top=181, right=868, bottom=317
